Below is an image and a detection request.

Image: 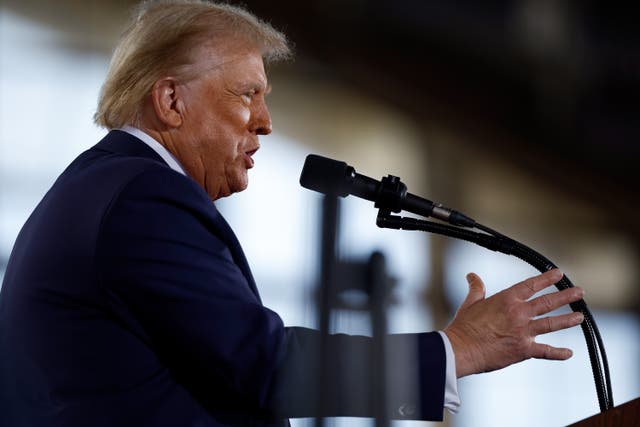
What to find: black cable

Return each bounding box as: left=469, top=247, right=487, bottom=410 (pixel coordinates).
left=376, top=211, right=614, bottom=412
left=477, top=224, right=614, bottom=411
left=509, top=244, right=613, bottom=411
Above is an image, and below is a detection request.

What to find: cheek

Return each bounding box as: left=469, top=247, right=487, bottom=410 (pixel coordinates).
left=239, top=108, right=250, bottom=125
left=210, top=107, right=250, bottom=142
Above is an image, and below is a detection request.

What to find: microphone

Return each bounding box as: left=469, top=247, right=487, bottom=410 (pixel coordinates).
left=299, top=154, right=476, bottom=227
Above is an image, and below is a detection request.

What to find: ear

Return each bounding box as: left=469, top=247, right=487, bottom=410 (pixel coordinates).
left=150, top=78, right=183, bottom=128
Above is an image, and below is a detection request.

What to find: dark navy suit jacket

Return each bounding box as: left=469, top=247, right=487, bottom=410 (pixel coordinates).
left=0, top=131, right=446, bottom=426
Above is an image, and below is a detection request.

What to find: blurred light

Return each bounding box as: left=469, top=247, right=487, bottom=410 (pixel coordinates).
left=0, top=10, right=109, bottom=282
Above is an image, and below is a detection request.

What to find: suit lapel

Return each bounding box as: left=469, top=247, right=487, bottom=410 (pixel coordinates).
left=211, top=208, right=262, bottom=304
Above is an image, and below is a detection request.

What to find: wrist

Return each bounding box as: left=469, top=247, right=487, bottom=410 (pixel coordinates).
left=443, top=326, right=482, bottom=378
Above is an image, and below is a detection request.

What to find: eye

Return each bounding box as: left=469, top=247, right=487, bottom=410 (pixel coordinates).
left=241, top=90, right=256, bottom=103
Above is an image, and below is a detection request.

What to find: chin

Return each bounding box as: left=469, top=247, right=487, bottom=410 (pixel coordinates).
left=233, top=172, right=250, bottom=193
left=224, top=178, right=249, bottom=197
left=234, top=180, right=249, bottom=193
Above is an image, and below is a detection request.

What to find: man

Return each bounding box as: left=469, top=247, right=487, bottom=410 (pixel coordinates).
left=0, top=1, right=585, bottom=426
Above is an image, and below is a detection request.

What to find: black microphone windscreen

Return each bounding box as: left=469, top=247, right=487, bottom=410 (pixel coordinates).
left=299, top=154, right=352, bottom=197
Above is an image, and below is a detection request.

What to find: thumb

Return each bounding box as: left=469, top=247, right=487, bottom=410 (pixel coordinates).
left=460, top=272, right=486, bottom=309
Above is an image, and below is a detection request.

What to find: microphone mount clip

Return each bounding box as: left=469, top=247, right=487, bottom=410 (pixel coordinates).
left=374, top=175, right=407, bottom=214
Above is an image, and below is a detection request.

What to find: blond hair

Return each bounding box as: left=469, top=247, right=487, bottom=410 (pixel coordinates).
left=94, top=0, right=290, bottom=129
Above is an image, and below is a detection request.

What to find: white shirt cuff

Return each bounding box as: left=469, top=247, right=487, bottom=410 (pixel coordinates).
left=437, top=330, right=461, bottom=413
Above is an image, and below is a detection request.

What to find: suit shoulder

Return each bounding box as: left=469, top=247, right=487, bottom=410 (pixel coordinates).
left=60, top=147, right=206, bottom=203
left=112, top=165, right=211, bottom=207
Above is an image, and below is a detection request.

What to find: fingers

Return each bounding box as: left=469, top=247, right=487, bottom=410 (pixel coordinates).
left=529, top=286, right=585, bottom=317
left=530, top=311, right=584, bottom=335
left=449, top=270, right=584, bottom=375
left=512, top=268, right=564, bottom=300
left=530, top=342, right=574, bottom=360
left=528, top=311, right=583, bottom=362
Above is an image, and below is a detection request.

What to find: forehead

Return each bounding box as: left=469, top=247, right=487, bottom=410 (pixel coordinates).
left=191, top=39, right=267, bottom=82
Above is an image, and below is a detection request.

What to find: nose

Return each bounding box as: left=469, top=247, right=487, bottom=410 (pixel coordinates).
left=252, top=98, right=272, bottom=136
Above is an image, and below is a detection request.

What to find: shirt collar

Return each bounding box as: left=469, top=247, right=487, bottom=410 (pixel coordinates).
left=118, top=125, right=187, bottom=176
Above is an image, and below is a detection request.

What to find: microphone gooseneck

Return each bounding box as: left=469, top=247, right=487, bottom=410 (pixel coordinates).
left=299, top=153, right=614, bottom=413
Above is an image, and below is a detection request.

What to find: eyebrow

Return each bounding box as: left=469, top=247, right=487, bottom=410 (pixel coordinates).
left=238, top=82, right=271, bottom=95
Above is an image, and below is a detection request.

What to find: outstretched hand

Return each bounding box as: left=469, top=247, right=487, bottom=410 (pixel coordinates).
left=444, top=269, right=585, bottom=378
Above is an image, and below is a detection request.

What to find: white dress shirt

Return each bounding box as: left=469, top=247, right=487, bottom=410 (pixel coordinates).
left=119, top=126, right=187, bottom=176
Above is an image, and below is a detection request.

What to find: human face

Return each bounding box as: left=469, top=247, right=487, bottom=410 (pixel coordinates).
left=171, top=43, right=272, bottom=200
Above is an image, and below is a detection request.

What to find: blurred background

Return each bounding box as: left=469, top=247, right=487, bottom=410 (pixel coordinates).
left=0, top=1, right=638, bottom=426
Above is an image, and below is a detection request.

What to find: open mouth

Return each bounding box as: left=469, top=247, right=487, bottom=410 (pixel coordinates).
left=244, top=148, right=259, bottom=168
